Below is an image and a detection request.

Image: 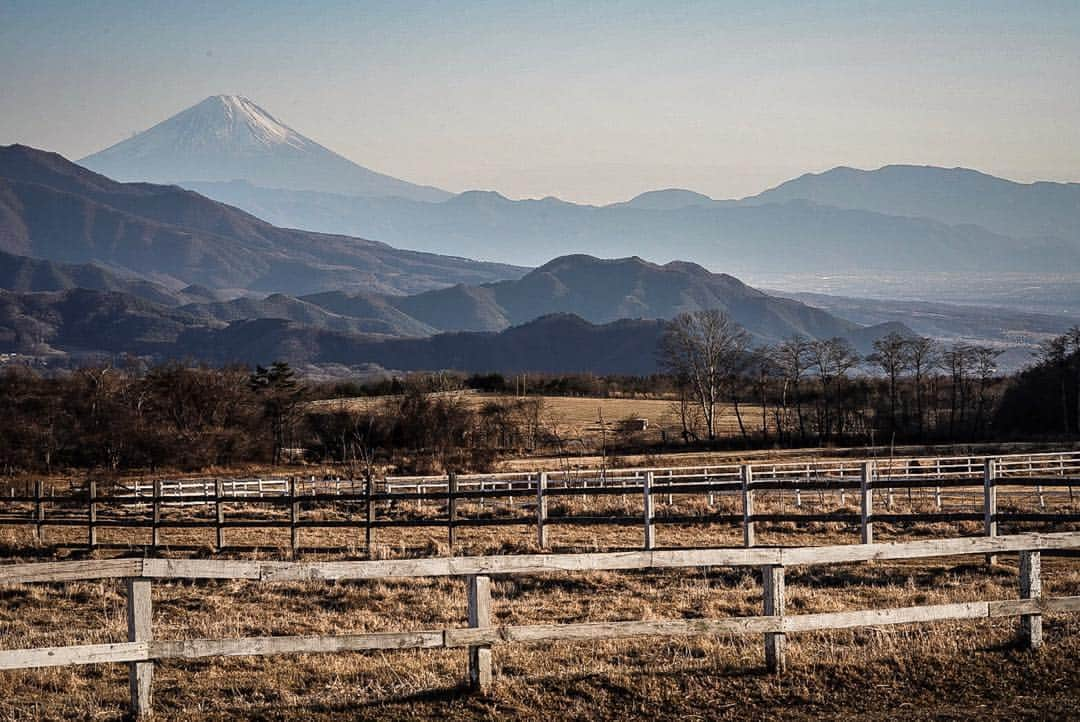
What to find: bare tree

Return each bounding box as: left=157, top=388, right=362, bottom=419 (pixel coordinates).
left=971, top=345, right=1001, bottom=435
left=942, top=344, right=977, bottom=436
left=669, top=385, right=704, bottom=443
left=809, top=338, right=860, bottom=440
left=658, top=310, right=750, bottom=441
left=749, top=347, right=778, bottom=442
left=907, top=336, right=938, bottom=437
left=868, top=332, right=912, bottom=432
left=775, top=336, right=812, bottom=443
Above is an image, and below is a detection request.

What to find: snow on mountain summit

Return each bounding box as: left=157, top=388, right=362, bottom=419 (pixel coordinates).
left=175, top=95, right=310, bottom=150
left=80, top=96, right=450, bottom=201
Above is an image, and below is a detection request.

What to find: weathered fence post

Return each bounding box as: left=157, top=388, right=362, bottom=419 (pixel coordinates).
left=642, top=471, right=656, bottom=550
left=1019, top=550, right=1042, bottom=650
left=741, top=465, right=754, bottom=548
left=448, top=472, right=459, bottom=553
left=215, top=478, right=225, bottom=551
left=289, top=477, right=300, bottom=558
left=365, top=475, right=375, bottom=555
left=467, top=574, right=493, bottom=693
left=87, top=480, right=98, bottom=549
left=536, top=472, right=549, bottom=548
left=126, top=577, right=153, bottom=719
left=33, top=480, right=44, bottom=543
left=984, top=459, right=997, bottom=566
left=935, top=458, right=943, bottom=510
left=762, top=564, right=786, bottom=673
left=860, top=462, right=873, bottom=545
left=151, top=479, right=162, bottom=549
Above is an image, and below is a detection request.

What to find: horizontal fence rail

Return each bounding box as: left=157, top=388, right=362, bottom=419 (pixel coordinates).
left=1, top=450, right=1078, bottom=556
left=0, top=532, right=1077, bottom=718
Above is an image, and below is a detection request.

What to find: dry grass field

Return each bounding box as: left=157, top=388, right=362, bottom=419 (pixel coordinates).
left=311, top=391, right=770, bottom=447
left=1, top=501, right=1079, bottom=720
left=1, top=556, right=1079, bottom=720
left=1, top=452, right=1078, bottom=720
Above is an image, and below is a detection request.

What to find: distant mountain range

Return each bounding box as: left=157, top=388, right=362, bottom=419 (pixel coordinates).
left=80, top=95, right=450, bottom=202
left=746, top=165, right=1080, bottom=242
left=0, top=144, right=521, bottom=296
left=0, top=142, right=912, bottom=373
left=182, top=176, right=1079, bottom=273
left=72, top=95, right=1079, bottom=275
left=7, top=92, right=1074, bottom=375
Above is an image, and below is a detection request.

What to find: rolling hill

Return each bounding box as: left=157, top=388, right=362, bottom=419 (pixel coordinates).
left=306, top=254, right=905, bottom=348
left=0, top=288, right=659, bottom=374
left=0, top=252, right=908, bottom=372
left=0, top=249, right=189, bottom=306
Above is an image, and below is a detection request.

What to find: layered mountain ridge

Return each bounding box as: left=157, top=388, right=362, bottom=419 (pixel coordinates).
left=184, top=174, right=1079, bottom=272
left=0, top=144, right=522, bottom=296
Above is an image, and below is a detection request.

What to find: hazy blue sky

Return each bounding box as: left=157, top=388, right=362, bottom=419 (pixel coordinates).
left=2, top=0, right=1078, bottom=203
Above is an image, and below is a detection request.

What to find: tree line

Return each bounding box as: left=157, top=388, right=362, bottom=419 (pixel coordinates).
left=0, top=363, right=545, bottom=476
left=0, top=315, right=1076, bottom=476
left=659, top=310, right=1079, bottom=447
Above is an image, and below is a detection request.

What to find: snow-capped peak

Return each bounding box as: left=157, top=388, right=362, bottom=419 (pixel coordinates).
left=159, top=94, right=312, bottom=151
left=79, top=95, right=452, bottom=201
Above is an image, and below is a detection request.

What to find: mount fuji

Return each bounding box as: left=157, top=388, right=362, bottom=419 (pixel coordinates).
left=80, top=95, right=450, bottom=202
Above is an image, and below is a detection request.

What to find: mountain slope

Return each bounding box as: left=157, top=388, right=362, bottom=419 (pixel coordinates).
left=0, top=145, right=525, bottom=295
left=0, top=288, right=662, bottom=374
left=180, top=313, right=669, bottom=374
left=300, top=254, right=902, bottom=350
left=179, top=294, right=415, bottom=337
left=180, top=178, right=1077, bottom=272
left=0, top=288, right=209, bottom=357
left=746, top=164, right=1080, bottom=243
left=293, top=291, right=437, bottom=337
left=80, top=95, right=450, bottom=202
left=0, top=249, right=188, bottom=305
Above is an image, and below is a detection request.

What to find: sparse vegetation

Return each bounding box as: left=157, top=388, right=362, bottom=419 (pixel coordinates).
left=5, top=329, right=1080, bottom=479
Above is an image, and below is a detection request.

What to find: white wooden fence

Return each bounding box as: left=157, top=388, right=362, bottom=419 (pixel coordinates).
left=0, top=531, right=1077, bottom=718
left=2, top=449, right=1077, bottom=556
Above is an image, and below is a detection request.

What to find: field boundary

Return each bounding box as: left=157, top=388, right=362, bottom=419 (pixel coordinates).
left=1, top=450, right=1077, bottom=555
left=0, top=531, right=1077, bottom=718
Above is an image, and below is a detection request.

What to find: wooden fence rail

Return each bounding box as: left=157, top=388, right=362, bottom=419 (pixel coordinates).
left=3, top=456, right=1079, bottom=557
left=2, top=467, right=1079, bottom=557
left=0, top=532, right=1078, bottom=718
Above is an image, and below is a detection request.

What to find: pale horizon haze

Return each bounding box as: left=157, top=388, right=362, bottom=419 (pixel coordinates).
left=1, top=0, right=1078, bottom=204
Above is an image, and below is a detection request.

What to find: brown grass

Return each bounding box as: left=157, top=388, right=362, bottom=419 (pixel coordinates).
left=312, top=391, right=769, bottom=448
left=3, top=481, right=1074, bottom=560
left=1, top=509, right=1079, bottom=720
